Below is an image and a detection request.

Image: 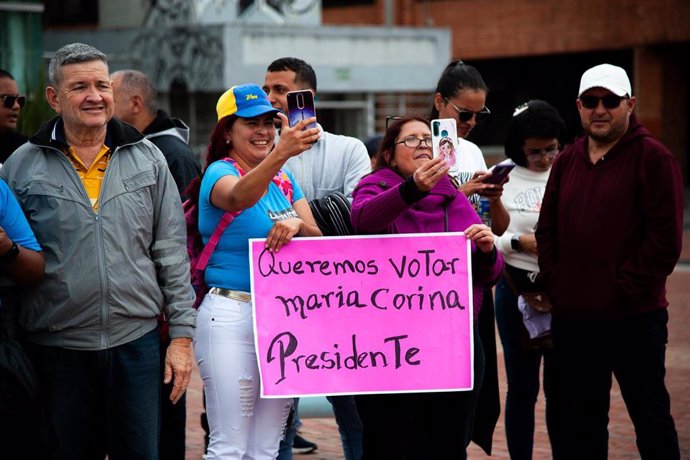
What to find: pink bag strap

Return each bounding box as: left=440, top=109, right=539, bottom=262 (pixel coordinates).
left=195, top=158, right=242, bottom=271
left=195, top=157, right=293, bottom=271
left=195, top=209, right=240, bottom=271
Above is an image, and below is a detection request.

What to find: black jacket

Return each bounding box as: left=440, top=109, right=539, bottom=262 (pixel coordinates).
left=143, top=110, right=200, bottom=198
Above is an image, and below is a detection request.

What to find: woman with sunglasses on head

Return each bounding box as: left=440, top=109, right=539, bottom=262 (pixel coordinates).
left=430, top=60, right=510, bottom=235
left=351, top=116, right=504, bottom=459
left=187, top=84, right=322, bottom=459
left=0, top=70, right=28, bottom=165
left=494, top=100, right=567, bottom=459
left=430, top=60, right=510, bottom=454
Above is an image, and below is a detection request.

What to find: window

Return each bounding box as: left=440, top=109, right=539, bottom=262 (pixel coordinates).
left=44, top=0, right=97, bottom=26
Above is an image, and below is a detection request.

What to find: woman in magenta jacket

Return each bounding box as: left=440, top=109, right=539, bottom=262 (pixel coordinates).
left=351, top=116, right=503, bottom=460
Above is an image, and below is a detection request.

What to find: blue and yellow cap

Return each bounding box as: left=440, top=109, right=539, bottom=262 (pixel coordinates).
left=216, top=84, right=282, bottom=121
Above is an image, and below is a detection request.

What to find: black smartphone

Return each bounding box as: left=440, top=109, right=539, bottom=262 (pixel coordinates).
left=286, top=90, right=317, bottom=129
left=484, top=162, right=515, bottom=185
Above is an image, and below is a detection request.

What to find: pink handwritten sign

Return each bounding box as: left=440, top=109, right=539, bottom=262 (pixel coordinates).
left=249, top=233, right=473, bottom=397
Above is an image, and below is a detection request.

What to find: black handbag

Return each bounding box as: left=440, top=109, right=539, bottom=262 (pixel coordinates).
left=308, top=191, right=353, bottom=236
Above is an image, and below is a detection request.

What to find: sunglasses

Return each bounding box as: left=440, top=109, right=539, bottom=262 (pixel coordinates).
left=579, top=94, right=626, bottom=109
left=444, top=98, right=491, bottom=124
left=385, top=115, right=402, bottom=129
left=1, top=95, right=26, bottom=108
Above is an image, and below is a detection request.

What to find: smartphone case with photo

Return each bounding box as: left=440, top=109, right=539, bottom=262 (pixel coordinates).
left=431, top=118, right=458, bottom=167
left=287, top=90, right=317, bottom=129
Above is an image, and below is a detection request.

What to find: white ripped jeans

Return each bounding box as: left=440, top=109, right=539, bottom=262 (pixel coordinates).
left=194, top=292, right=293, bottom=459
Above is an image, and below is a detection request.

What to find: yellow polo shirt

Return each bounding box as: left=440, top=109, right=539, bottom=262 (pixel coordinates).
left=65, top=145, right=112, bottom=210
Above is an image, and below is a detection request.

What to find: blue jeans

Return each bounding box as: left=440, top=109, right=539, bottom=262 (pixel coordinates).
left=495, top=275, right=556, bottom=459
left=27, top=328, right=161, bottom=460
left=551, top=309, right=679, bottom=460
left=277, top=399, right=299, bottom=460
left=278, top=397, right=363, bottom=460
left=159, top=336, right=186, bottom=460
left=326, top=395, right=363, bottom=460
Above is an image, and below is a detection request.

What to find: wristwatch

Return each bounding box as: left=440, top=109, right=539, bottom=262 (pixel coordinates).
left=0, top=240, right=19, bottom=264
left=511, top=233, right=522, bottom=252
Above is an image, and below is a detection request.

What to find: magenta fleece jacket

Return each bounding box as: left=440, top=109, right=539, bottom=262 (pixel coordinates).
left=351, top=167, right=504, bottom=320
left=536, top=114, right=683, bottom=319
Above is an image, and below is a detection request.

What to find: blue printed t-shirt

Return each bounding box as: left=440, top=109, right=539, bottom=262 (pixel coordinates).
left=199, top=160, right=304, bottom=292
left=0, top=179, right=41, bottom=251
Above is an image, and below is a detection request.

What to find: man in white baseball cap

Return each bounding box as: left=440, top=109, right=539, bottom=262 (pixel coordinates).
left=536, top=62, right=682, bottom=459
left=578, top=63, right=632, bottom=97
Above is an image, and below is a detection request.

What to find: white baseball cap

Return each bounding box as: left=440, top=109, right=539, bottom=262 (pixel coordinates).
left=578, top=64, right=632, bottom=97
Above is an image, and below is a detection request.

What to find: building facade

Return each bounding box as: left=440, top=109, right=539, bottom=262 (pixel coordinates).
left=322, top=0, right=690, bottom=173
left=42, top=0, right=451, bottom=153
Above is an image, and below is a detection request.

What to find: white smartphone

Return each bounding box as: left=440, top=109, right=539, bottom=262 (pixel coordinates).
left=431, top=118, right=458, bottom=167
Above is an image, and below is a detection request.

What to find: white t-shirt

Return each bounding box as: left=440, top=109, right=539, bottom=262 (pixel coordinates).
left=448, top=138, right=487, bottom=205
left=495, top=165, right=551, bottom=271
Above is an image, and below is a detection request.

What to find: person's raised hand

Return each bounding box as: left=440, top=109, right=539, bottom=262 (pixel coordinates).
left=274, top=113, right=320, bottom=160
left=412, top=156, right=449, bottom=192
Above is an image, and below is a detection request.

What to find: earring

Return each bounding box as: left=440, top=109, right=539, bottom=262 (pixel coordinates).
left=225, top=138, right=230, bottom=144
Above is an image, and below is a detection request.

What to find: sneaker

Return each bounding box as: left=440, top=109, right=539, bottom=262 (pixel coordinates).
left=292, top=434, right=318, bottom=454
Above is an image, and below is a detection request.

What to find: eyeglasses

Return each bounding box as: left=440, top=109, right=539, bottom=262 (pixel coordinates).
left=1, top=95, right=26, bottom=109
left=396, top=136, right=432, bottom=149
left=444, top=98, right=491, bottom=124
left=579, top=94, right=626, bottom=109
left=525, top=145, right=559, bottom=161
left=386, top=115, right=402, bottom=129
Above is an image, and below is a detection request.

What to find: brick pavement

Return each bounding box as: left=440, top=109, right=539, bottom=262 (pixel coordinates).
left=184, top=232, right=690, bottom=459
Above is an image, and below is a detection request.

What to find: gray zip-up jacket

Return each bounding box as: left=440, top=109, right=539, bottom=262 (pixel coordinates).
left=0, top=117, right=195, bottom=350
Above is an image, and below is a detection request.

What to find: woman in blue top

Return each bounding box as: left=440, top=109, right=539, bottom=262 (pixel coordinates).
left=189, top=84, right=322, bottom=459
left=0, top=179, right=44, bottom=284
left=0, top=177, right=44, bottom=458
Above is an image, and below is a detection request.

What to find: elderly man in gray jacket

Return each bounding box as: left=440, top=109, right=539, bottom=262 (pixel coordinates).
left=0, top=42, right=195, bottom=459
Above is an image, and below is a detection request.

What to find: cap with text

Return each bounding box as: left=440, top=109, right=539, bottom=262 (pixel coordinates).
left=578, top=64, right=632, bottom=97
left=216, top=83, right=282, bottom=121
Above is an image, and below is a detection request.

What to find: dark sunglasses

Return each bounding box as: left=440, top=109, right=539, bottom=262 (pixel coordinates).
left=579, top=94, right=626, bottom=109
left=444, top=98, right=490, bottom=124
left=385, top=115, right=402, bottom=129
left=1, top=95, right=26, bottom=108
